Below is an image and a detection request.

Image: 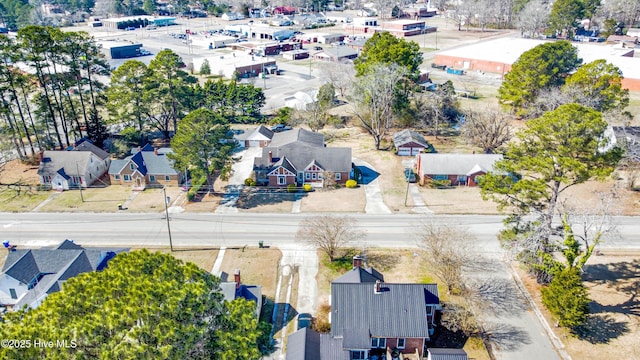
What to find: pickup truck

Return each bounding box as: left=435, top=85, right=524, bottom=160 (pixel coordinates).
left=270, top=124, right=292, bottom=132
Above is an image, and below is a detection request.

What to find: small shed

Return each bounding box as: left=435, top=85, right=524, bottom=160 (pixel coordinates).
left=427, top=348, right=468, bottom=360
left=393, top=129, right=434, bottom=156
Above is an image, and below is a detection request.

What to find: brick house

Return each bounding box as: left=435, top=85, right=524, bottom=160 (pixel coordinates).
left=108, top=144, right=184, bottom=190
left=415, top=153, right=503, bottom=187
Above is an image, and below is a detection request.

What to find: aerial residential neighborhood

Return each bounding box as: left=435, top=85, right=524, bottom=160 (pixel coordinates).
left=1, top=0, right=640, bottom=359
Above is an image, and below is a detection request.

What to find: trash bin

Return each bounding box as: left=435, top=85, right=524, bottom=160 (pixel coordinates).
left=258, top=240, right=264, bottom=248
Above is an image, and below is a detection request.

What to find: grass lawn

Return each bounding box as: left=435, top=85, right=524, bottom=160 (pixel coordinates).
left=0, top=189, right=50, bottom=212
left=37, top=187, right=131, bottom=212
left=129, top=247, right=219, bottom=272
left=218, top=247, right=282, bottom=298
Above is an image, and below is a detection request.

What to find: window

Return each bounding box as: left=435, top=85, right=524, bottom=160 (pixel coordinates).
left=124, top=174, right=131, bottom=182
left=426, top=305, right=434, bottom=316
left=130, top=163, right=135, bottom=171
left=371, top=337, right=386, bottom=348
left=9, top=288, right=17, bottom=299
left=397, top=338, right=405, bottom=349
left=311, top=173, right=316, bottom=180
left=335, top=173, right=341, bottom=180
left=433, top=175, right=448, bottom=181
left=306, top=173, right=310, bottom=180
left=114, top=175, right=121, bottom=180
left=150, top=175, right=156, bottom=182
left=165, top=175, right=171, bottom=181
left=351, top=351, right=366, bottom=360
left=278, top=176, right=286, bottom=185
left=457, top=175, right=467, bottom=183
left=318, top=173, right=323, bottom=179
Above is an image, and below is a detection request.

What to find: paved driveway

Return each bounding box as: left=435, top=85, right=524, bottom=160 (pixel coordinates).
left=353, top=158, right=391, bottom=214
left=215, top=147, right=262, bottom=214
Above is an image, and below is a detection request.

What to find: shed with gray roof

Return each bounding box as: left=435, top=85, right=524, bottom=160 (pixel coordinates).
left=393, top=129, right=435, bottom=156
left=427, top=348, right=468, bottom=360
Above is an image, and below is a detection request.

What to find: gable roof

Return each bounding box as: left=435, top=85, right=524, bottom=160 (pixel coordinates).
left=332, top=267, right=384, bottom=283
left=2, top=241, right=128, bottom=308
left=109, top=147, right=179, bottom=176
left=319, top=334, right=350, bottom=359
left=428, top=348, right=468, bottom=360
left=244, top=125, right=274, bottom=141
left=286, top=327, right=321, bottom=360
left=269, top=128, right=324, bottom=148
left=393, top=129, right=431, bottom=149
left=416, top=154, right=503, bottom=176
left=38, top=151, right=94, bottom=177
left=330, top=282, right=439, bottom=339
left=74, top=140, right=110, bottom=160
left=255, top=144, right=352, bottom=174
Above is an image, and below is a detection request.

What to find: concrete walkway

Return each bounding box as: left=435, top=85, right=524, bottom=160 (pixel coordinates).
left=31, top=192, right=61, bottom=212
left=408, top=184, right=433, bottom=214
left=215, top=147, right=262, bottom=214
left=353, top=158, right=392, bottom=214
left=210, top=246, right=227, bottom=275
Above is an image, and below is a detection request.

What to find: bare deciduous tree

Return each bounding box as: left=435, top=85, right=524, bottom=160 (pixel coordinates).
left=515, top=0, right=551, bottom=38
left=460, top=108, right=512, bottom=154
left=350, top=64, right=407, bottom=150
left=296, top=215, right=364, bottom=261
left=321, top=62, right=355, bottom=99
left=418, top=223, right=473, bottom=294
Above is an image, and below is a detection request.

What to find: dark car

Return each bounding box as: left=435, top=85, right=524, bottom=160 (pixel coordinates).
left=297, top=313, right=313, bottom=330
left=270, top=124, right=292, bottom=132
left=404, top=168, right=416, bottom=183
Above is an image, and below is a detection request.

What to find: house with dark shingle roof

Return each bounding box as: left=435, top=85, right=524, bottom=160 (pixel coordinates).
left=108, top=144, right=184, bottom=190
left=253, top=129, right=353, bottom=187
left=0, top=240, right=128, bottom=310
left=415, top=153, right=503, bottom=187
left=393, top=129, right=435, bottom=156
left=220, top=270, right=262, bottom=317
left=37, top=140, right=111, bottom=191
left=286, top=256, right=441, bottom=359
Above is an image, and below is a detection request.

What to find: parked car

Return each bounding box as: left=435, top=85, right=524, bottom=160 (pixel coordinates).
left=270, top=124, right=292, bottom=132
left=313, top=46, right=323, bottom=50
left=297, top=313, right=313, bottom=330
left=404, top=168, right=416, bottom=183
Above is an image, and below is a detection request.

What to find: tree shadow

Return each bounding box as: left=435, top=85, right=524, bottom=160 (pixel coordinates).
left=483, top=322, right=531, bottom=352
left=366, top=252, right=401, bottom=272
left=467, top=277, right=529, bottom=317
left=572, top=314, right=629, bottom=344
left=235, top=188, right=307, bottom=209
left=583, top=260, right=640, bottom=318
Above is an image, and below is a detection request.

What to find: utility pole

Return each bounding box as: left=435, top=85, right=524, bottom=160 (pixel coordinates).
left=76, top=162, right=84, bottom=202
left=163, top=186, right=174, bottom=251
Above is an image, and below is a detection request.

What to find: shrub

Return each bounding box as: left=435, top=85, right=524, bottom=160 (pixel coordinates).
left=430, top=179, right=452, bottom=188
left=244, top=178, right=257, bottom=186
left=287, top=183, right=297, bottom=193
left=346, top=179, right=357, bottom=188
left=303, top=184, right=312, bottom=192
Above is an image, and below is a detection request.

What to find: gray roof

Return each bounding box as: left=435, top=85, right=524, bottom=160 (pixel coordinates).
left=109, top=147, right=179, bottom=176
left=333, top=267, right=384, bottom=283
left=254, top=144, right=352, bottom=173
left=416, top=153, right=503, bottom=176
left=2, top=241, right=127, bottom=308
left=269, top=128, right=324, bottom=148
left=393, top=129, right=431, bottom=149
left=320, top=47, right=358, bottom=59
left=286, top=327, right=321, bottom=360
left=74, top=141, right=110, bottom=160
left=330, top=282, right=439, bottom=340
left=38, top=151, right=94, bottom=177
left=319, top=334, right=350, bottom=360
left=342, top=328, right=371, bottom=348
left=427, top=348, right=468, bottom=360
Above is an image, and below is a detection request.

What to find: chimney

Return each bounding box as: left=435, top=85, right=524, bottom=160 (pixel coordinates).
left=352, top=255, right=363, bottom=268
left=268, top=151, right=273, bottom=162
left=374, top=280, right=382, bottom=294
left=234, top=269, right=241, bottom=289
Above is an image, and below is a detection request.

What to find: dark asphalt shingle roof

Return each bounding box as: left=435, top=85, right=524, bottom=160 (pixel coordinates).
left=286, top=327, right=321, bottom=360
left=74, top=141, right=110, bottom=160
left=269, top=128, right=324, bottom=148
left=342, top=328, right=371, bottom=348
left=255, top=144, right=352, bottom=173
left=109, top=147, right=178, bottom=176
left=319, top=334, right=350, bottom=360
left=330, top=282, right=439, bottom=339
left=393, top=129, right=431, bottom=149
left=37, top=151, right=94, bottom=177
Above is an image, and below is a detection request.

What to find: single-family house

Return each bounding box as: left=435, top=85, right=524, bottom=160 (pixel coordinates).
left=253, top=129, right=352, bottom=187
left=220, top=269, right=263, bottom=317
left=235, top=125, right=274, bottom=148
left=0, top=240, right=128, bottom=310
left=38, top=141, right=111, bottom=190
left=108, top=144, right=184, bottom=190
left=415, top=153, right=503, bottom=186
left=286, top=256, right=441, bottom=359
left=427, top=348, right=469, bottom=360
left=393, top=129, right=435, bottom=156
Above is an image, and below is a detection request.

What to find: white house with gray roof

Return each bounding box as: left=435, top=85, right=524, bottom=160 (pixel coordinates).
left=38, top=141, right=111, bottom=191
left=415, top=153, right=503, bottom=186
left=0, top=240, right=127, bottom=310
left=234, top=125, right=274, bottom=148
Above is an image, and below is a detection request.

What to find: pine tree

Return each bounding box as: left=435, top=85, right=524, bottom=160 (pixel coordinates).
left=541, top=267, right=590, bottom=328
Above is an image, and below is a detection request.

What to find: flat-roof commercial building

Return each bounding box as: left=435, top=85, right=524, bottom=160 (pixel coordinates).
left=192, top=52, right=276, bottom=78
left=101, top=16, right=176, bottom=29
left=434, top=37, right=640, bottom=91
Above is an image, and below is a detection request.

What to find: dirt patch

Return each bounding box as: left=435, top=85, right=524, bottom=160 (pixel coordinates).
left=181, top=193, right=225, bottom=212
left=129, top=246, right=219, bottom=273
left=300, top=187, right=365, bottom=212
left=126, top=187, right=185, bottom=212
left=218, top=247, right=282, bottom=298
left=516, top=255, right=640, bottom=360
left=0, top=160, right=39, bottom=186
left=236, top=190, right=295, bottom=213
left=419, top=186, right=500, bottom=214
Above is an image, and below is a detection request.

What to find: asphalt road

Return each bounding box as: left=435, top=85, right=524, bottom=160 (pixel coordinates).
left=3, top=212, right=639, bottom=360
